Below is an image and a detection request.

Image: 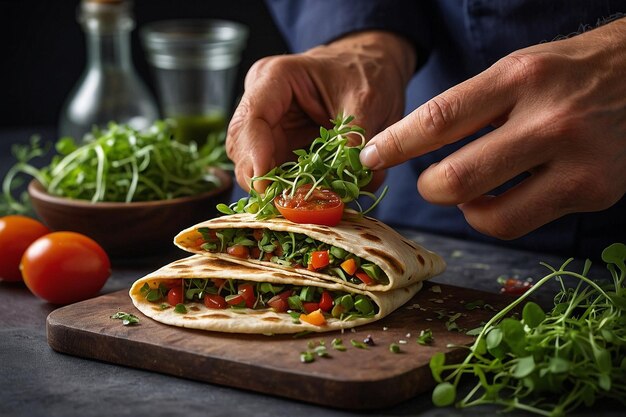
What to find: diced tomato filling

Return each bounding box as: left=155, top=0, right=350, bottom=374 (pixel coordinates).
left=309, top=250, right=330, bottom=270
left=142, top=278, right=377, bottom=326
left=196, top=227, right=388, bottom=286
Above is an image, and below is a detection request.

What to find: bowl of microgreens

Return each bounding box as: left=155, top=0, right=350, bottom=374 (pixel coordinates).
left=3, top=121, right=232, bottom=257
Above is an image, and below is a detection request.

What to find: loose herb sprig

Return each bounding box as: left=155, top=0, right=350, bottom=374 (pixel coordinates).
left=2, top=121, right=228, bottom=213
left=430, top=243, right=626, bottom=416
left=217, top=113, right=387, bottom=219
left=110, top=311, right=140, bottom=326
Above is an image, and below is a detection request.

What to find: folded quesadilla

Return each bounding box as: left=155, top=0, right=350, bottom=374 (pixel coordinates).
left=129, top=254, right=422, bottom=334
left=174, top=212, right=445, bottom=292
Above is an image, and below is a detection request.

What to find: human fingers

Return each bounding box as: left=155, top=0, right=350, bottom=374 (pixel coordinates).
left=226, top=57, right=327, bottom=191
left=457, top=159, right=621, bottom=240
left=360, top=59, right=520, bottom=170
left=416, top=118, right=554, bottom=205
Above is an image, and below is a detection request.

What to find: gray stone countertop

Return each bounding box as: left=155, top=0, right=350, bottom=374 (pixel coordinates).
left=1, top=128, right=623, bottom=417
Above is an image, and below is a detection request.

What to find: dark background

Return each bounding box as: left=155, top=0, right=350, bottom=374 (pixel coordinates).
left=0, top=0, right=288, bottom=132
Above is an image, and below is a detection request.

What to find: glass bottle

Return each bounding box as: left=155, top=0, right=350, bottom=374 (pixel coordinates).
left=58, top=0, right=158, bottom=140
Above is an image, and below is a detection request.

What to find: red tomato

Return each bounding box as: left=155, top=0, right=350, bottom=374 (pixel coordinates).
left=319, top=291, right=334, bottom=312
left=500, top=278, right=533, bottom=296
left=309, top=250, right=330, bottom=270
left=274, top=184, right=344, bottom=226
left=160, top=279, right=182, bottom=289
left=238, top=283, right=256, bottom=308
left=211, top=278, right=226, bottom=288
left=0, top=215, right=50, bottom=282
left=267, top=296, right=288, bottom=313
left=20, top=232, right=110, bottom=304
left=204, top=294, right=227, bottom=309
left=303, top=302, right=320, bottom=313
left=355, top=270, right=375, bottom=285
left=167, top=287, right=184, bottom=306
left=226, top=293, right=246, bottom=307
left=227, top=244, right=250, bottom=259
left=251, top=247, right=272, bottom=261
left=266, top=289, right=292, bottom=312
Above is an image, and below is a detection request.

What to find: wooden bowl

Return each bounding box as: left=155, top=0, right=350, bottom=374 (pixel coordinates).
left=28, top=169, right=232, bottom=258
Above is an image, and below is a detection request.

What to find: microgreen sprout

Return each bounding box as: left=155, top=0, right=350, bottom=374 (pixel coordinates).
left=417, top=329, right=434, bottom=345
left=429, top=243, right=626, bottom=416
left=1, top=121, right=227, bottom=214
left=389, top=343, right=402, bottom=353
left=110, top=311, right=139, bottom=326
left=350, top=339, right=369, bottom=349
left=218, top=113, right=387, bottom=220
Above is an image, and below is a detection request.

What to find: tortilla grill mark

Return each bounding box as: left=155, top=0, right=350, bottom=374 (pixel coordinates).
left=417, top=254, right=425, bottom=266
left=200, top=314, right=229, bottom=319
left=360, top=232, right=382, bottom=243
left=364, top=247, right=405, bottom=275
left=183, top=316, right=198, bottom=320
left=262, top=317, right=281, bottom=322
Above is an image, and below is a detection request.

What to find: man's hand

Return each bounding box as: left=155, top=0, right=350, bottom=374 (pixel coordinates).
left=361, top=18, right=626, bottom=239
left=226, top=31, right=416, bottom=192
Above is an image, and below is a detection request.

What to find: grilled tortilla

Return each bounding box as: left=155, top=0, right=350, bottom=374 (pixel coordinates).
left=129, top=254, right=422, bottom=334
left=174, top=212, right=445, bottom=291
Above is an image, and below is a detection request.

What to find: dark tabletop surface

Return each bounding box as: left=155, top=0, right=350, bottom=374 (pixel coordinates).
left=0, top=127, right=623, bottom=417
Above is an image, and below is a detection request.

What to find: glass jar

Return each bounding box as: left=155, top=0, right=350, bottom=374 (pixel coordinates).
left=59, top=0, right=159, bottom=140
left=141, top=19, right=248, bottom=144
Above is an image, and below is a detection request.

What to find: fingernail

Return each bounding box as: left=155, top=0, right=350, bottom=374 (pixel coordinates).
left=360, top=144, right=381, bottom=169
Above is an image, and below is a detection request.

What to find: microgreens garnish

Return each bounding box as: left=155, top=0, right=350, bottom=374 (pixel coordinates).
left=217, top=113, right=387, bottom=220
left=110, top=311, right=139, bottom=326
left=174, top=304, right=187, bottom=314
left=300, top=340, right=331, bottom=363
left=389, top=343, right=402, bottom=353
left=1, top=121, right=227, bottom=214
left=350, top=339, right=369, bottom=349
left=417, top=329, right=434, bottom=345
left=430, top=243, right=626, bottom=416
left=331, top=338, right=347, bottom=352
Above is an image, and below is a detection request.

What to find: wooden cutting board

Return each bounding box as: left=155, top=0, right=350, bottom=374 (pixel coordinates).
left=47, top=282, right=507, bottom=410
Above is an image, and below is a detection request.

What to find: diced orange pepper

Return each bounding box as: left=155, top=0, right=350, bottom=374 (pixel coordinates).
left=300, top=308, right=327, bottom=326
left=340, top=258, right=358, bottom=275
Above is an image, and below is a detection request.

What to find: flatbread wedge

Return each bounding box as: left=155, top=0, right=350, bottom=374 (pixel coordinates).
left=129, top=254, right=422, bottom=334
left=174, top=212, right=445, bottom=291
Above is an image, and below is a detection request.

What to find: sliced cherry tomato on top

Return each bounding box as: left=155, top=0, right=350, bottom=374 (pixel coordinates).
left=204, top=294, right=227, bottom=309
left=274, top=184, right=344, bottom=226
left=167, top=287, right=184, bottom=306
left=0, top=215, right=50, bottom=282
left=319, top=291, right=334, bottom=312
left=309, top=250, right=330, bottom=270
left=237, top=283, right=256, bottom=308
left=355, top=269, right=375, bottom=285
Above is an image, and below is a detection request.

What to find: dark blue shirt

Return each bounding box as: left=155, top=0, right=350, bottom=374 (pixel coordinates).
left=263, top=0, right=626, bottom=258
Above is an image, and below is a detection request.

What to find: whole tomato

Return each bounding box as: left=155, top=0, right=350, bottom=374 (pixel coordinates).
left=0, top=215, right=51, bottom=282
left=21, top=231, right=111, bottom=304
